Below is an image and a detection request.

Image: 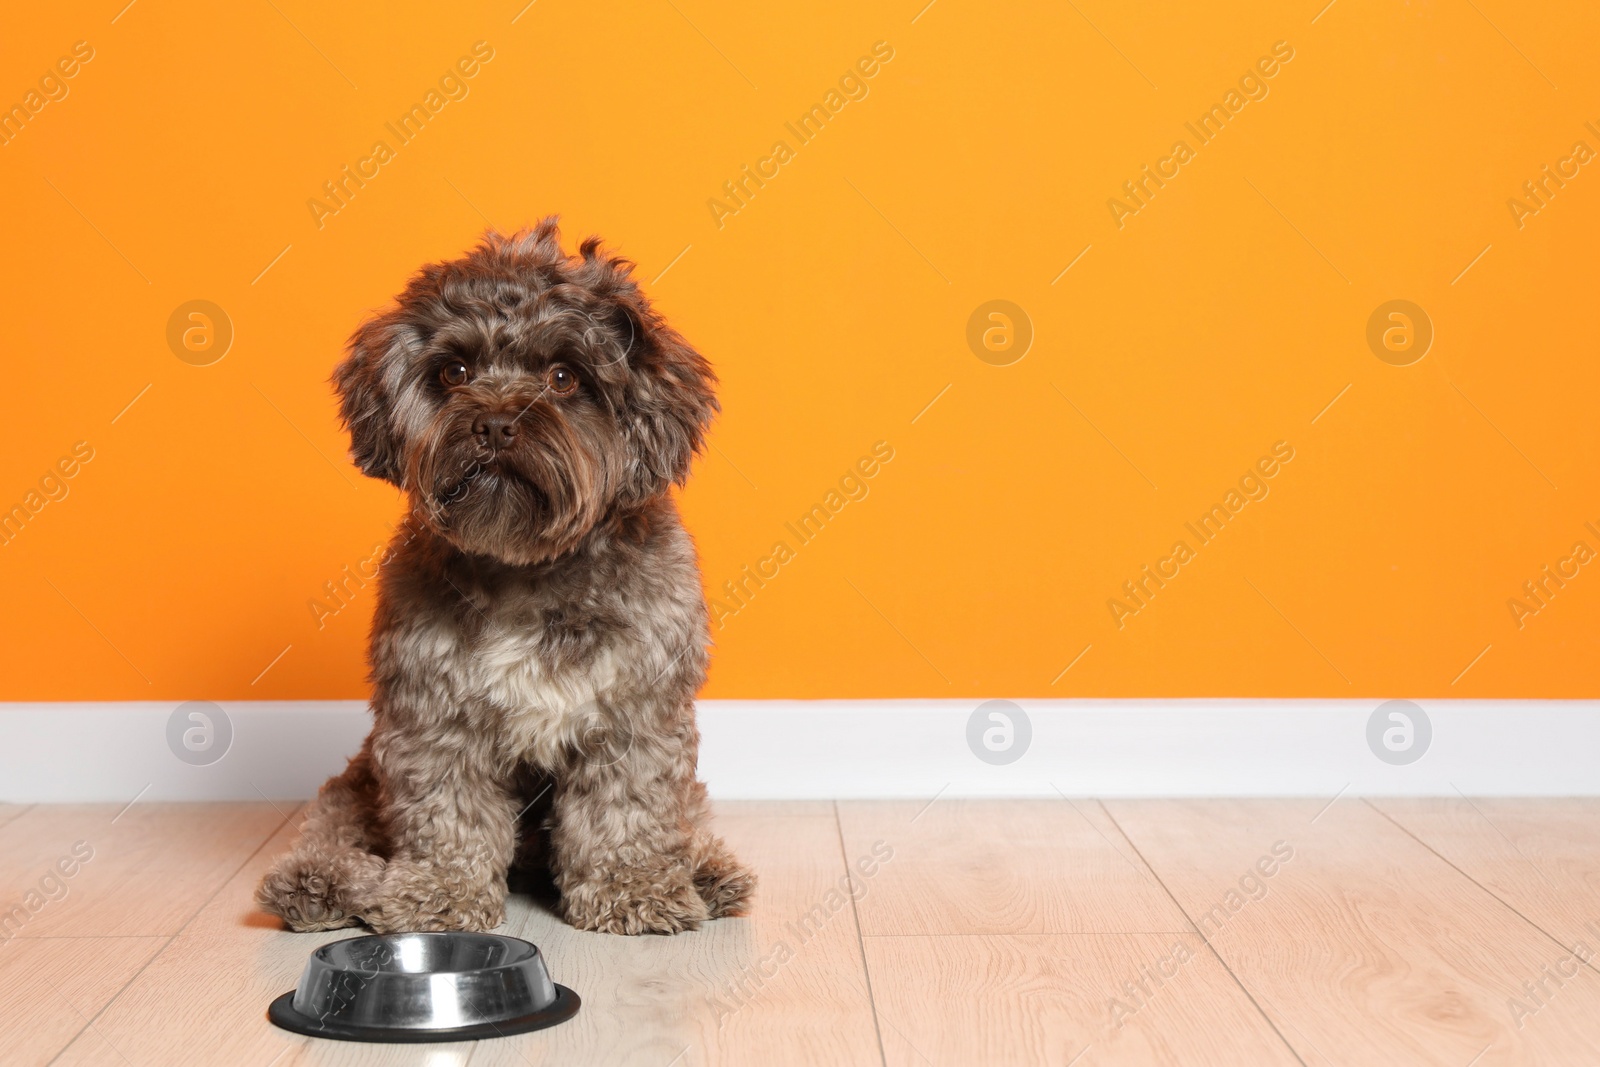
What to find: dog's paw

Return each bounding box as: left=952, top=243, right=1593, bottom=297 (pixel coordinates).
left=256, top=849, right=384, bottom=932
left=362, top=863, right=506, bottom=934
left=563, top=866, right=711, bottom=935
left=364, top=902, right=503, bottom=934
left=695, top=851, right=757, bottom=919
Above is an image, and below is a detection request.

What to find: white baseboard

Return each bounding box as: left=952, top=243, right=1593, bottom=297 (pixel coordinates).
left=1, top=699, right=1596, bottom=803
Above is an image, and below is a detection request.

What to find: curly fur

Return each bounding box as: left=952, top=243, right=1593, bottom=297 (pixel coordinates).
left=256, top=220, right=754, bottom=936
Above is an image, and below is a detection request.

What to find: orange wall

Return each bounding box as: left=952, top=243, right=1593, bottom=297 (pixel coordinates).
left=2, top=1, right=1597, bottom=701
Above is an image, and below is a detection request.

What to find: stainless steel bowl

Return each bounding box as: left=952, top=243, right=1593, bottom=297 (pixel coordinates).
left=269, top=932, right=579, bottom=1043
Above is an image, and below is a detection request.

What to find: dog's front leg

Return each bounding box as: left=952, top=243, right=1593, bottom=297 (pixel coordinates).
left=362, top=732, right=518, bottom=934
left=550, top=714, right=712, bottom=935
left=255, top=743, right=387, bottom=931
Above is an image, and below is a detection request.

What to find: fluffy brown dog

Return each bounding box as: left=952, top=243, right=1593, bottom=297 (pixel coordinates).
left=256, top=220, right=753, bottom=935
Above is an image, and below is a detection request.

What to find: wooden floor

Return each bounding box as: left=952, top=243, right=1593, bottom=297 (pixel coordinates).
left=4, top=798, right=1600, bottom=1066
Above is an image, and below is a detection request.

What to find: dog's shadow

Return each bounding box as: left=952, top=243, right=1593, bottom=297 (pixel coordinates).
left=505, top=860, right=563, bottom=917
left=505, top=768, right=566, bottom=921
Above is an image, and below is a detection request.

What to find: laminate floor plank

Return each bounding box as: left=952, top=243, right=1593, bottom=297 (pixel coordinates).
left=1371, top=797, right=1600, bottom=948
left=44, top=807, right=333, bottom=1067
left=0, top=802, right=288, bottom=938
left=836, top=799, right=1189, bottom=936
left=864, top=932, right=1300, bottom=1066
left=1106, top=798, right=1600, bottom=1066
left=0, top=803, right=32, bottom=832
left=0, top=935, right=167, bottom=1066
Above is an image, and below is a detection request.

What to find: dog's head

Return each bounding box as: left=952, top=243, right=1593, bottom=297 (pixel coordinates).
left=333, top=220, right=717, bottom=564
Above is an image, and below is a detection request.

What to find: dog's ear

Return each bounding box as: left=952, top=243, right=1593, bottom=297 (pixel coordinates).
left=332, top=312, right=407, bottom=486
left=610, top=295, right=719, bottom=507
left=569, top=234, right=718, bottom=505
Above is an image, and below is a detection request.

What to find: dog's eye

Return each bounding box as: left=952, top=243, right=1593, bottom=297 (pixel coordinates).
left=440, top=360, right=469, bottom=386
left=547, top=365, right=579, bottom=397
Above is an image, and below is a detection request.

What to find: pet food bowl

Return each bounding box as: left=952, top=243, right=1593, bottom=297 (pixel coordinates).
left=268, top=932, right=579, bottom=1043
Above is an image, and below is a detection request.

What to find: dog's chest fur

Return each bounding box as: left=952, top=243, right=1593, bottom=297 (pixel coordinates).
left=469, top=604, right=623, bottom=765
left=376, top=556, right=634, bottom=769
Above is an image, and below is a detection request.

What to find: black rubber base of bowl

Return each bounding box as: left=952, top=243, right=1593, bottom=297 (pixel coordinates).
left=268, top=985, right=580, bottom=1043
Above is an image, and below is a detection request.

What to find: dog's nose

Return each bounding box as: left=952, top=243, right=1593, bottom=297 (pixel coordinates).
left=473, top=412, right=518, bottom=451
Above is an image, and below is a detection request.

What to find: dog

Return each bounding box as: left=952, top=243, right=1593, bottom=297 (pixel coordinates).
left=256, top=220, right=753, bottom=935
